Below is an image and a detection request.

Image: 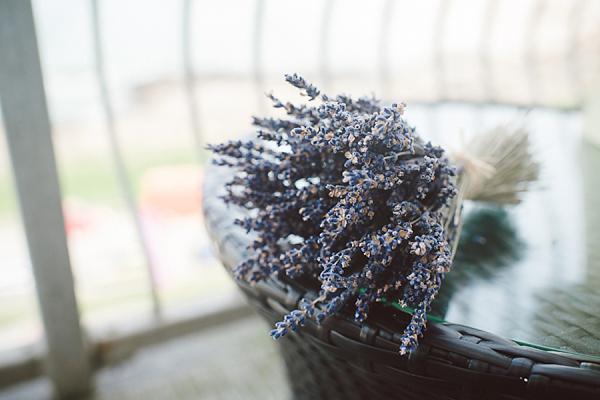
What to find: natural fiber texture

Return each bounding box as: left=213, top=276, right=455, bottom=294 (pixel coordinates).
left=203, top=159, right=600, bottom=400
left=457, top=126, right=540, bottom=205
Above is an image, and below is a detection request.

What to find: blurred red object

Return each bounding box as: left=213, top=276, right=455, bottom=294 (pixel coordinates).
left=140, top=165, right=204, bottom=217
left=63, top=197, right=95, bottom=235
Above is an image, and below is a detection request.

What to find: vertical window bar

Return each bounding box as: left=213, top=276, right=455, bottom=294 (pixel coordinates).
left=433, top=0, right=452, bottom=102
left=525, top=0, right=546, bottom=107
left=183, top=0, right=205, bottom=161
left=90, top=0, right=161, bottom=317
left=253, top=0, right=266, bottom=115
left=479, top=0, right=499, bottom=104
left=0, top=1, right=92, bottom=397
left=566, top=0, right=587, bottom=108
left=319, top=0, right=334, bottom=92
left=378, top=0, right=394, bottom=102
left=430, top=0, right=453, bottom=143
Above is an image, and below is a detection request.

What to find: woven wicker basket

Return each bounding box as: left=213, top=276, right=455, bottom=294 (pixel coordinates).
left=202, top=161, right=600, bottom=400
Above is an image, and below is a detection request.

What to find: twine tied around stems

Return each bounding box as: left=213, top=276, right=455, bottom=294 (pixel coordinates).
left=451, top=142, right=496, bottom=203
left=445, top=126, right=540, bottom=259
left=451, top=126, right=540, bottom=206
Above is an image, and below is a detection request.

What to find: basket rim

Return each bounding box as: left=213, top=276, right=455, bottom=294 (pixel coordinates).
left=202, top=159, right=600, bottom=398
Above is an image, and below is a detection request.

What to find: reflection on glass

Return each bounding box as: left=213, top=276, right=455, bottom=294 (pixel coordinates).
left=430, top=205, right=521, bottom=318
left=427, top=139, right=600, bottom=358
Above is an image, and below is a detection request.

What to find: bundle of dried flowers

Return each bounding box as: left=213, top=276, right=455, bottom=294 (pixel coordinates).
left=209, top=74, right=538, bottom=355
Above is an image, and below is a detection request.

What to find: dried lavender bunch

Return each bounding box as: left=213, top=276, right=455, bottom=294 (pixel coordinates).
left=211, top=74, right=466, bottom=355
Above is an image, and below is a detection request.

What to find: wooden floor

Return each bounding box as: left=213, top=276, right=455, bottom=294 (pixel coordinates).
left=0, top=316, right=290, bottom=400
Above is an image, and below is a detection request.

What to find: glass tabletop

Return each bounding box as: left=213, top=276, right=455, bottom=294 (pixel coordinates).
left=405, top=103, right=600, bottom=357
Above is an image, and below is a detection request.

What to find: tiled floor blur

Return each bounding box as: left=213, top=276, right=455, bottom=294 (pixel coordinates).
left=0, top=315, right=290, bottom=400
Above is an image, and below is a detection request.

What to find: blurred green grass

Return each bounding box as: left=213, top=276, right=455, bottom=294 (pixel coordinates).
left=0, top=144, right=215, bottom=348
left=0, top=145, right=199, bottom=216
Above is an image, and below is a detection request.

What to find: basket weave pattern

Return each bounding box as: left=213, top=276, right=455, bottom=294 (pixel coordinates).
left=203, top=162, right=600, bottom=400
